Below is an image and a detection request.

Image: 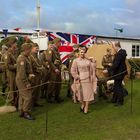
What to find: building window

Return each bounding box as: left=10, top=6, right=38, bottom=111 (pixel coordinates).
left=136, top=45, right=139, bottom=56
left=132, top=45, right=140, bottom=57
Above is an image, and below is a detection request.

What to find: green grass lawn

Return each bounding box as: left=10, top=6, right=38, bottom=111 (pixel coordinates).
left=0, top=80, right=140, bottom=140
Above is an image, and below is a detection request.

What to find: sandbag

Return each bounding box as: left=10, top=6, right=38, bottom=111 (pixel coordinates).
left=0, top=105, right=16, bottom=114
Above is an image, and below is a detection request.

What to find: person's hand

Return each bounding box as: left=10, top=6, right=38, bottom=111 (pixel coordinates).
left=46, top=61, right=49, bottom=65
left=88, top=57, right=96, bottom=63
left=94, top=90, right=97, bottom=94
left=103, top=70, right=108, bottom=74
left=29, top=74, right=35, bottom=78
left=108, top=63, right=112, bottom=66
left=29, top=74, right=35, bottom=81
left=55, top=69, right=60, bottom=74
left=26, top=84, right=31, bottom=89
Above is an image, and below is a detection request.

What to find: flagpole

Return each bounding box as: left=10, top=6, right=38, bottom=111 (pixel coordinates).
left=116, top=30, right=118, bottom=37
left=37, top=0, right=40, bottom=30
left=114, top=28, right=123, bottom=37
left=36, top=0, right=40, bottom=48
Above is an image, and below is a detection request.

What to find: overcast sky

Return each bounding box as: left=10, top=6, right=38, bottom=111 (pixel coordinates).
left=0, top=0, right=139, bottom=37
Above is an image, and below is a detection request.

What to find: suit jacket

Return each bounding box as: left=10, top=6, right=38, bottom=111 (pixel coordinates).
left=108, top=49, right=127, bottom=80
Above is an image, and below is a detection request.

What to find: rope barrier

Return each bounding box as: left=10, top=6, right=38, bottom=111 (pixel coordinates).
left=0, top=69, right=128, bottom=95
left=0, top=61, right=138, bottom=114
left=1, top=59, right=139, bottom=103
left=0, top=58, right=139, bottom=95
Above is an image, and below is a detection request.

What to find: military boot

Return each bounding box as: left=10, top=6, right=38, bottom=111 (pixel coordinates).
left=23, top=112, right=35, bottom=120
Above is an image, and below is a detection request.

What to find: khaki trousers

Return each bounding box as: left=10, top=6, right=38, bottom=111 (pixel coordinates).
left=16, top=79, right=32, bottom=112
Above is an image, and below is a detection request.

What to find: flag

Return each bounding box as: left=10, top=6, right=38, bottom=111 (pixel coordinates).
left=14, top=28, right=22, bottom=31
left=114, top=28, right=123, bottom=33
left=48, top=32, right=96, bottom=63
left=2, top=29, right=8, bottom=37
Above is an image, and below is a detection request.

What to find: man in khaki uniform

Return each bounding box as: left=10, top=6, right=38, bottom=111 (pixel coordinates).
left=5, top=38, right=18, bottom=107
left=102, top=48, right=114, bottom=69
left=52, top=38, right=63, bottom=103
left=38, top=50, right=49, bottom=98
left=101, top=48, right=114, bottom=99
left=29, top=43, right=44, bottom=107
left=1, top=45, right=8, bottom=94
left=41, top=41, right=56, bottom=103
left=16, top=43, right=35, bottom=120
left=42, top=39, right=63, bottom=103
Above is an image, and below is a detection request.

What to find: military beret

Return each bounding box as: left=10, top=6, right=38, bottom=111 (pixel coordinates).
left=53, top=38, right=61, bottom=44
left=21, top=43, right=32, bottom=51
left=6, top=37, right=17, bottom=48
left=8, top=37, right=17, bottom=45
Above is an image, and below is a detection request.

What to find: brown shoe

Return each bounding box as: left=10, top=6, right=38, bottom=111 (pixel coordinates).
left=80, top=107, right=84, bottom=112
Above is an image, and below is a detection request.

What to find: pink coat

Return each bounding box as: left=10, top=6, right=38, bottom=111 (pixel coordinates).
left=71, top=58, right=97, bottom=102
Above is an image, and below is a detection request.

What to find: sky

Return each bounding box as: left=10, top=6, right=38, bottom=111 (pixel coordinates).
left=0, top=0, right=140, bottom=37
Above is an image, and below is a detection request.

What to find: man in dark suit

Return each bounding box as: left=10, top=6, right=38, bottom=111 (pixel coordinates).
left=103, top=41, right=127, bottom=106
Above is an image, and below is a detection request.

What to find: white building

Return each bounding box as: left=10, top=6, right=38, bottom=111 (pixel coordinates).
left=97, top=35, right=140, bottom=58
left=0, top=30, right=140, bottom=58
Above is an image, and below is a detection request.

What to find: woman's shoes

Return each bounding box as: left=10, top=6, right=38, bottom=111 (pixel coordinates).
left=80, top=107, right=88, bottom=114
left=79, top=105, right=89, bottom=114
left=83, top=107, right=88, bottom=114
left=83, top=112, right=88, bottom=114
left=80, top=107, right=84, bottom=112
left=83, top=110, right=88, bottom=114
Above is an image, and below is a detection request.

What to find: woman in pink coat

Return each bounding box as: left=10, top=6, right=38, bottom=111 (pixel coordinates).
left=71, top=47, right=97, bottom=114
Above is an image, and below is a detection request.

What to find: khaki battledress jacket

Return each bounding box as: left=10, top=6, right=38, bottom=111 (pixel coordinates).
left=16, top=52, right=33, bottom=112
left=6, top=49, right=17, bottom=105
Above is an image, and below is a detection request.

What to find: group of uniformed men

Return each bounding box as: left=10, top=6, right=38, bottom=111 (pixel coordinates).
left=0, top=37, right=63, bottom=120
left=0, top=36, right=115, bottom=120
